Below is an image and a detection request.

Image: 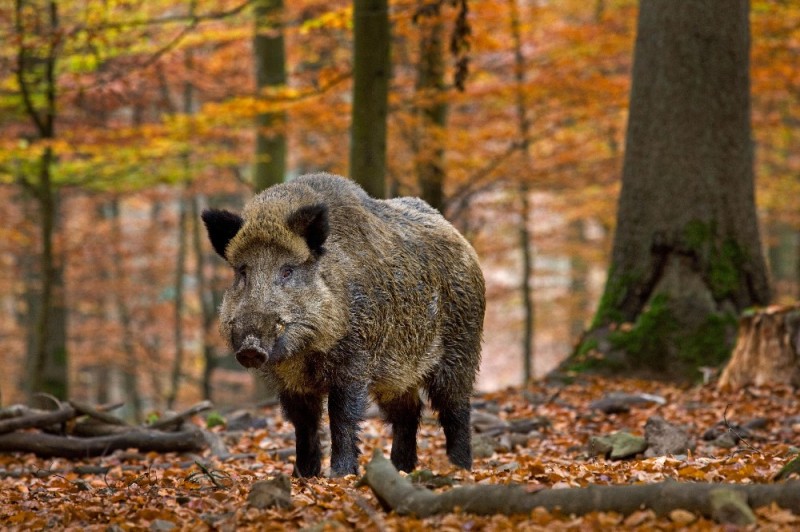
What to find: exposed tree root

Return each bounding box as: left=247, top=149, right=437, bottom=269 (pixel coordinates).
left=362, top=450, right=800, bottom=520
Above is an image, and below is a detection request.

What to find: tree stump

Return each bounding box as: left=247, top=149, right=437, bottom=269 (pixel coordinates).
left=718, top=305, right=800, bottom=390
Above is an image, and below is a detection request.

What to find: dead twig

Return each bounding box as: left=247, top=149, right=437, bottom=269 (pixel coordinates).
left=148, top=400, right=214, bottom=431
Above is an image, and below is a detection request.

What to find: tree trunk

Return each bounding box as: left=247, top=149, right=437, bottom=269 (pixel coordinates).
left=167, top=191, right=188, bottom=410
left=414, top=3, right=447, bottom=212
left=253, top=0, right=287, bottom=191
left=16, top=1, right=69, bottom=399
left=718, top=305, right=800, bottom=390
left=191, top=195, right=217, bottom=401
left=567, top=0, right=770, bottom=380
left=109, top=198, right=143, bottom=422
left=510, top=0, right=535, bottom=383
left=349, top=0, right=390, bottom=199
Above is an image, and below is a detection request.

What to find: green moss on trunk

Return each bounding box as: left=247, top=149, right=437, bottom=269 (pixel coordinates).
left=591, top=268, right=634, bottom=328
left=682, top=220, right=748, bottom=302
left=568, top=293, right=738, bottom=380
left=608, top=294, right=676, bottom=372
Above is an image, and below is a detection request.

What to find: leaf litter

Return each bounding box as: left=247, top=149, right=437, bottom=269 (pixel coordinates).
left=1, top=376, right=798, bottom=530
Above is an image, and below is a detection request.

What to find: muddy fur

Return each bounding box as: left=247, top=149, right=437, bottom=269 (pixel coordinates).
left=202, top=173, right=485, bottom=477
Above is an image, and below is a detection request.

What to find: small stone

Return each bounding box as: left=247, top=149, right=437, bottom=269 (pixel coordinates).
left=742, top=417, right=769, bottom=431
left=590, top=432, right=647, bottom=459
left=712, top=433, right=738, bottom=449
left=248, top=474, right=292, bottom=509
left=472, top=434, right=496, bottom=458
left=589, top=392, right=665, bottom=414
left=509, top=417, right=550, bottom=433
left=644, top=416, right=694, bottom=457
left=471, top=411, right=510, bottom=436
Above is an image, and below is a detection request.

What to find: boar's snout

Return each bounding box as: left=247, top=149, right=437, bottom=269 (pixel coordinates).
left=235, top=335, right=269, bottom=369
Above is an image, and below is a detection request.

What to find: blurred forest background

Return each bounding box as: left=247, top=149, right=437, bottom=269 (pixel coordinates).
left=1, top=0, right=798, bottom=419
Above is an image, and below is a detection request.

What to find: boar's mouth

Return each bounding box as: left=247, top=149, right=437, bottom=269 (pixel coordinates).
left=235, top=335, right=270, bottom=369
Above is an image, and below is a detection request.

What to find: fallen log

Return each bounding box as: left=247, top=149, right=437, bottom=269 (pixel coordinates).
left=0, top=404, right=76, bottom=435
left=362, top=450, right=800, bottom=520
left=0, top=428, right=207, bottom=458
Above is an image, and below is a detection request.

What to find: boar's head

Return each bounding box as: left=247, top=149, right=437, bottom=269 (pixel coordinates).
left=201, top=197, right=345, bottom=370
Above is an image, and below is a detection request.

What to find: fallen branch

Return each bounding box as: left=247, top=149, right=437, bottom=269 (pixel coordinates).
left=149, top=400, right=213, bottom=431
left=0, top=404, right=76, bottom=435
left=69, top=400, right=129, bottom=426
left=72, top=421, right=138, bottom=438
left=362, top=450, right=800, bottom=520
left=0, top=428, right=206, bottom=458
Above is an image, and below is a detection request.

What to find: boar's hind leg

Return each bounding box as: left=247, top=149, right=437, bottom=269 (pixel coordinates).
left=328, top=384, right=367, bottom=477
left=280, top=391, right=323, bottom=477
left=380, top=390, right=422, bottom=472
left=427, top=374, right=473, bottom=470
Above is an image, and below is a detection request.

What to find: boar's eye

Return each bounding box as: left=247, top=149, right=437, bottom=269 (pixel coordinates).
left=279, top=265, right=294, bottom=281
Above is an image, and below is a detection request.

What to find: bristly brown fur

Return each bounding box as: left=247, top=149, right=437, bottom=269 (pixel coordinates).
left=202, top=173, right=485, bottom=477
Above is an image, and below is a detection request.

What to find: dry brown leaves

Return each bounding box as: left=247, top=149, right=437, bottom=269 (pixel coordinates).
left=1, top=376, right=798, bottom=531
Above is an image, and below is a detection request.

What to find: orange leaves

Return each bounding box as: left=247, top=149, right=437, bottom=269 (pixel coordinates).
left=2, top=376, right=800, bottom=528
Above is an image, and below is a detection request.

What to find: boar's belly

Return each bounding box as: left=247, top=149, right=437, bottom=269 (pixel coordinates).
left=369, top=335, right=442, bottom=402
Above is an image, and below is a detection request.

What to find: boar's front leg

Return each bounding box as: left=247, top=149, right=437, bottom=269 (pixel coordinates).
left=280, top=391, right=323, bottom=477
left=327, top=384, right=367, bottom=477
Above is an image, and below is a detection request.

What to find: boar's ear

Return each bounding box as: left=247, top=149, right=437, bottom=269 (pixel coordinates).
left=201, top=208, right=244, bottom=260
left=287, top=203, right=329, bottom=255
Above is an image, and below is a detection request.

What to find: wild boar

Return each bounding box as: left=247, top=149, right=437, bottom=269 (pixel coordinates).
left=202, top=173, right=485, bottom=477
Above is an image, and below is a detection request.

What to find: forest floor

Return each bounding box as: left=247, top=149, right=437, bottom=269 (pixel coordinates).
left=1, top=376, right=799, bottom=531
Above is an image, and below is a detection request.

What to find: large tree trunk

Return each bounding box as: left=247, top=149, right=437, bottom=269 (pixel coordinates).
left=718, top=305, right=800, bottom=390
left=413, top=2, right=447, bottom=212
left=253, top=0, right=287, bottom=191
left=349, top=0, right=390, bottom=199
left=567, top=0, right=770, bottom=380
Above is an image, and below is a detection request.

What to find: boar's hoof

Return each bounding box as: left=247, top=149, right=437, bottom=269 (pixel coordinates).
left=236, top=336, right=269, bottom=368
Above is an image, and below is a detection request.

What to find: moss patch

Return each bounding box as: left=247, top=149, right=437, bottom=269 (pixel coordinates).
left=608, top=293, right=677, bottom=372
left=570, top=293, right=738, bottom=380
left=682, top=219, right=747, bottom=302
left=591, top=268, right=634, bottom=328
left=677, top=312, right=738, bottom=368
left=566, top=336, right=623, bottom=374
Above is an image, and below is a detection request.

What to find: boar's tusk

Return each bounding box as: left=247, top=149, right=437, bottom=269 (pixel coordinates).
left=236, top=335, right=269, bottom=369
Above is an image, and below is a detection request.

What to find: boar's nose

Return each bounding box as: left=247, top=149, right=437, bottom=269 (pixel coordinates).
left=235, top=335, right=269, bottom=369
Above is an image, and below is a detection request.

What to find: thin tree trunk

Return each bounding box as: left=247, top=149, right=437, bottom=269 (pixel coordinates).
left=567, top=0, right=770, bottom=380
left=167, top=192, right=189, bottom=410
left=414, top=3, right=447, bottom=212
left=109, top=198, right=143, bottom=422
left=191, top=195, right=216, bottom=401
left=349, top=0, right=390, bottom=199
left=509, top=0, right=535, bottom=383
left=253, top=0, right=287, bottom=191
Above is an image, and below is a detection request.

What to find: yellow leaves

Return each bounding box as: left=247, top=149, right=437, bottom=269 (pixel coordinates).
left=299, top=7, right=353, bottom=34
